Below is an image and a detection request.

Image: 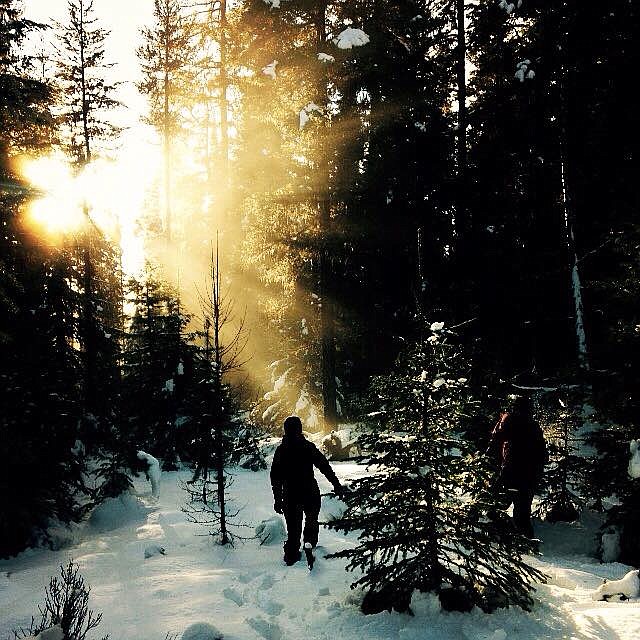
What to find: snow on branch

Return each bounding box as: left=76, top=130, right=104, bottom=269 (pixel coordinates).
left=333, top=28, right=370, bottom=50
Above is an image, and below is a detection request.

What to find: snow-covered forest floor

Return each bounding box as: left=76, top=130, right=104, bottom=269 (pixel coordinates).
left=1, top=463, right=639, bottom=640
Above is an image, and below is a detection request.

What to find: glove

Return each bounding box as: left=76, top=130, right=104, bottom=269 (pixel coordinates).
left=274, top=499, right=283, bottom=514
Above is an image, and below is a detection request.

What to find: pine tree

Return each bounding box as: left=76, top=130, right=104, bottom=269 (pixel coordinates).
left=328, top=321, right=544, bottom=613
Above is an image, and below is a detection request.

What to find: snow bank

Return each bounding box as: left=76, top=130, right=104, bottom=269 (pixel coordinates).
left=255, top=516, right=285, bottom=545
left=137, top=450, right=161, bottom=498
left=144, top=543, right=166, bottom=559
left=592, top=570, right=640, bottom=601
left=181, top=622, right=223, bottom=640
left=89, top=493, right=147, bottom=533
left=24, top=626, right=64, bottom=640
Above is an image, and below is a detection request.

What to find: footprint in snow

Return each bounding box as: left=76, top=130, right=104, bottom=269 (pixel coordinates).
left=222, top=587, right=245, bottom=606
left=246, top=616, right=283, bottom=640
left=238, top=570, right=259, bottom=584
left=259, top=599, right=283, bottom=616
left=259, top=574, right=275, bottom=590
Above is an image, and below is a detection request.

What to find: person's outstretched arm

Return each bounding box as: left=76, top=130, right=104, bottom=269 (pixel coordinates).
left=270, top=446, right=284, bottom=513
left=311, top=444, right=343, bottom=493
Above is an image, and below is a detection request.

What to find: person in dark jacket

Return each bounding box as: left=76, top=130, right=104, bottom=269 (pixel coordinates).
left=488, top=396, right=548, bottom=537
left=270, top=415, right=343, bottom=565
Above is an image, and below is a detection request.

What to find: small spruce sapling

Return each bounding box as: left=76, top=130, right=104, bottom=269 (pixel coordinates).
left=12, top=560, right=107, bottom=640
left=328, top=322, right=544, bottom=613
left=535, top=392, right=587, bottom=523
left=181, top=242, right=250, bottom=544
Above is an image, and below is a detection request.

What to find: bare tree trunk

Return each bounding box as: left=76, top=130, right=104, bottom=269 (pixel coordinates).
left=163, top=0, right=172, bottom=242
left=315, top=1, right=338, bottom=433
left=211, top=243, right=228, bottom=544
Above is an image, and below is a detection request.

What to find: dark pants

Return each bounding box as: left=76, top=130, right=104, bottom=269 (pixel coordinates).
left=505, top=487, right=535, bottom=537
left=282, top=486, right=321, bottom=558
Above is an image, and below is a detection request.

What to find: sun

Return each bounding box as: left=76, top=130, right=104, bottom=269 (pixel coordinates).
left=19, top=154, right=87, bottom=235
left=18, top=140, right=162, bottom=277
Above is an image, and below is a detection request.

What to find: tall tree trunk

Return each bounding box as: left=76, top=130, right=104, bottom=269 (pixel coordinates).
left=219, top=0, right=229, bottom=196
left=455, top=0, right=467, bottom=248
left=79, top=0, right=91, bottom=164
left=559, top=2, right=589, bottom=372
left=82, top=227, right=95, bottom=413
left=315, top=1, right=338, bottom=433
left=163, top=1, right=172, bottom=242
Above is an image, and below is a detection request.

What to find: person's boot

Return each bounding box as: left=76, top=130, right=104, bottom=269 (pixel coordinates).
left=304, top=542, right=315, bottom=570
left=283, top=543, right=301, bottom=566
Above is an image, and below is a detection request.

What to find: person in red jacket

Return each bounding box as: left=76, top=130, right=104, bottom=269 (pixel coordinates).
left=270, top=416, right=343, bottom=566
left=489, top=396, right=548, bottom=537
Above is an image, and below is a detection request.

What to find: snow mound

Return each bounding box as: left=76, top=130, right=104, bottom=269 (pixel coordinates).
left=181, top=622, right=223, bottom=640
left=25, top=626, right=64, bottom=640
left=628, top=439, right=640, bottom=479
left=144, top=543, right=166, bottom=559
left=592, top=569, right=640, bottom=601
left=137, top=450, right=161, bottom=499
left=334, top=27, right=370, bottom=50
left=255, top=516, right=285, bottom=545
left=89, top=493, right=147, bottom=533
left=321, top=495, right=347, bottom=522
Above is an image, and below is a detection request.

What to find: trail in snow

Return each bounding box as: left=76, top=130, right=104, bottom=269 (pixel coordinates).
left=1, top=464, right=639, bottom=640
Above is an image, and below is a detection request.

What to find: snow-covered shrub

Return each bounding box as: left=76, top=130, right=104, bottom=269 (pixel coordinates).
left=137, top=450, right=161, bottom=499
left=181, top=622, right=223, bottom=640
left=12, top=561, right=105, bottom=640
left=592, top=569, right=640, bottom=601
left=588, top=419, right=640, bottom=566
left=255, top=516, right=286, bottom=545
left=628, top=440, right=640, bottom=479
left=600, top=527, right=621, bottom=563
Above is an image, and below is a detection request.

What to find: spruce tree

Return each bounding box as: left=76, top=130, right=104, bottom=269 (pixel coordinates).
left=55, top=0, right=122, bottom=164
left=328, top=321, right=544, bottom=613
left=122, top=268, right=192, bottom=465
left=0, top=0, right=91, bottom=556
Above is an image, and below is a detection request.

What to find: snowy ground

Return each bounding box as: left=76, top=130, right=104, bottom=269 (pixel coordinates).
left=1, top=463, right=639, bottom=640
